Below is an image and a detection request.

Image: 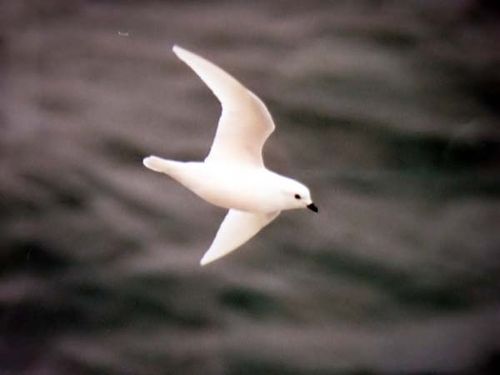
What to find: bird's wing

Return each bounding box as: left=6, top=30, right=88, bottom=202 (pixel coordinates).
left=200, top=209, right=280, bottom=266
left=173, top=45, right=275, bottom=168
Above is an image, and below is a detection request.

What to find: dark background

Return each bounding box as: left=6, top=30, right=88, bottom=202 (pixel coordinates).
left=1, top=1, right=499, bottom=374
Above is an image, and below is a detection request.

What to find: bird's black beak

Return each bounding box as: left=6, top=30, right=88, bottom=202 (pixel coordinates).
left=307, top=203, right=319, bottom=213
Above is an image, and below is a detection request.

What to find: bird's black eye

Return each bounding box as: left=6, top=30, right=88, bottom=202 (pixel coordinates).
left=294, top=194, right=301, bottom=199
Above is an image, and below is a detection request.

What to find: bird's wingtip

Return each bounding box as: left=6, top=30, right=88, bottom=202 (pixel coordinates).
left=172, top=44, right=185, bottom=56
left=200, top=253, right=217, bottom=266
left=200, top=257, right=209, bottom=266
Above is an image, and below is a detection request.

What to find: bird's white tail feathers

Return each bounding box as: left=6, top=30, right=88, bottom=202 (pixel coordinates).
left=143, top=156, right=177, bottom=174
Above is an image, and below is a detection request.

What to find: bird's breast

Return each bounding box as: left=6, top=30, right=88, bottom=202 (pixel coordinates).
left=177, top=164, right=277, bottom=212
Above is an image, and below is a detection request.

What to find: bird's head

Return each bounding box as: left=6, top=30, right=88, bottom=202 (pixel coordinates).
left=279, top=177, right=318, bottom=213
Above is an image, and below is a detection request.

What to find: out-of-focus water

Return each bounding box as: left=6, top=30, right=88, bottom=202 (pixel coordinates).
left=1, top=1, right=499, bottom=374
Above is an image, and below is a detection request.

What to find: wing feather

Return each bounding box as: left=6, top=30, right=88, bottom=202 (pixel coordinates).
left=173, top=45, right=275, bottom=167
left=200, top=209, right=280, bottom=266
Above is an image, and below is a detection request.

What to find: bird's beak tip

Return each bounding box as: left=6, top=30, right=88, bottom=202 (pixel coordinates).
left=307, top=203, right=319, bottom=213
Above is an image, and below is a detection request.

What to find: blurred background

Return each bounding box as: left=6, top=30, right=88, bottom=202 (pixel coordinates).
left=1, top=1, right=499, bottom=374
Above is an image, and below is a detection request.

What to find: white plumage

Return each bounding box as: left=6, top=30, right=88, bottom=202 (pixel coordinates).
left=144, top=45, right=317, bottom=265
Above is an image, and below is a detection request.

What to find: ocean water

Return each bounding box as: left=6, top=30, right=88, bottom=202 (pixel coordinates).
left=1, top=1, right=499, bottom=374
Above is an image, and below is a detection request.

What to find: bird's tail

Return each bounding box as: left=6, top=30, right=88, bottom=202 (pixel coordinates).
left=143, top=156, right=179, bottom=174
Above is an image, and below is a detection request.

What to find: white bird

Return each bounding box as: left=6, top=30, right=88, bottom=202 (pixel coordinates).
left=143, top=45, right=318, bottom=266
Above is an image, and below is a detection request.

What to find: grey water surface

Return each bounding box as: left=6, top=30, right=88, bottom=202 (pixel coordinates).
left=1, top=1, right=499, bottom=374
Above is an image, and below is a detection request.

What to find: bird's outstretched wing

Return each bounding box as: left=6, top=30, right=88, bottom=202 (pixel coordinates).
left=200, top=209, right=280, bottom=266
left=173, top=45, right=275, bottom=168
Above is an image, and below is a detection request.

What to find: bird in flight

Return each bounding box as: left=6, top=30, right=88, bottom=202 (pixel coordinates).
left=144, top=45, right=318, bottom=266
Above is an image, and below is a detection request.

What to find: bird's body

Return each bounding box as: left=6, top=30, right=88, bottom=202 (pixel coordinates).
left=143, top=45, right=317, bottom=265
left=145, top=157, right=308, bottom=213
